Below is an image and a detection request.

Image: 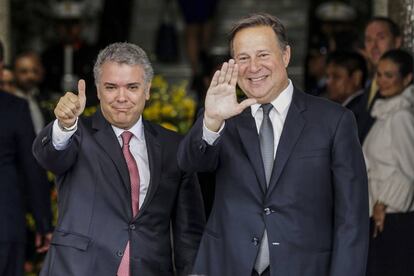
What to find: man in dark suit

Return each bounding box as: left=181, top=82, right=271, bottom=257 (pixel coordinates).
left=32, top=42, right=205, bottom=276
left=0, top=41, right=52, bottom=276
left=178, top=13, right=369, bottom=276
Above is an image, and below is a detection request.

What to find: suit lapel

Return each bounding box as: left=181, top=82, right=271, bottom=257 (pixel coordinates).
left=267, top=89, right=306, bottom=196
left=92, top=110, right=131, bottom=193
left=136, top=120, right=162, bottom=218
left=236, top=108, right=267, bottom=194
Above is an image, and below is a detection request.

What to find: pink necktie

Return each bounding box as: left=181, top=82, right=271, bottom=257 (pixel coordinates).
left=117, top=131, right=140, bottom=276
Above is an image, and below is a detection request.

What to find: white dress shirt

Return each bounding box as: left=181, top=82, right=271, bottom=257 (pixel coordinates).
left=52, top=116, right=150, bottom=209
left=203, top=79, right=294, bottom=157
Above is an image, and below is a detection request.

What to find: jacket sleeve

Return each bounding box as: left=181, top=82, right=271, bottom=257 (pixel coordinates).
left=172, top=168, right=206, bottom=275
left=377, top=110, right=414, bottom=211
left=16, top=101, right=52, bottom=234
left=32, top=121, right=81, bottom=176
left=329, top=110, right=369, bottom=276
left=177, top=115, right=222, bottom=173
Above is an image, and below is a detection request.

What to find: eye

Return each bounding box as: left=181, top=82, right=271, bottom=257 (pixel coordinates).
left=128, top=84, right=139, bottom=91
left=259, top=53, right=269, bottom=58
left=237, top=56, right=249, bottom=63
left=105, top=85, right=116, bottom=91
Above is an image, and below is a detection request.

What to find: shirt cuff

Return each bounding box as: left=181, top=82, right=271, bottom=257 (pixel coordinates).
left=202, top=120, right=225, bottom=146
left=52, top=119, right=78, bottom=150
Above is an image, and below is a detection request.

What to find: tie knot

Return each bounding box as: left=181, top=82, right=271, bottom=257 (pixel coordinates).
left=121, top=131, right=134, bottom=146
left=261, top=103, right=273, bottom=116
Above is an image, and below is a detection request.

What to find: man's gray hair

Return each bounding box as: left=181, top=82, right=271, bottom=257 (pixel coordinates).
left=93, top=42, right=154, bottom=85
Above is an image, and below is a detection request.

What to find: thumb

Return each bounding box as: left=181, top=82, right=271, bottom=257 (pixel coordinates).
left=236, top=98, right=257, bottom=114
left=77, top=79, right=87, bottom=115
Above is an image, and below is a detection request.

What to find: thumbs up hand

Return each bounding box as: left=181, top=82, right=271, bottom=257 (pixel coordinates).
left=54, top=79, right=87, bottom=128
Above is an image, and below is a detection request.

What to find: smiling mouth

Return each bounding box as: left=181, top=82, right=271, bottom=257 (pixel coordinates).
left=113, top=107, right=130, bottom=112
left=248, top=76, right=267, bottom=82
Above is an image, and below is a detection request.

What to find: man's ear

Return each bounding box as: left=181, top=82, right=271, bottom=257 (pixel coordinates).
left=145, top=84, right=151, bottom=100
left=395, top=36, right=403, bottom=49
left=283, top=45, right=291, bottom=68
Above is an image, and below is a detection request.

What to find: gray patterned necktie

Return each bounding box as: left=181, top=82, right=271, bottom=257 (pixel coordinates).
left=255, top=103, right=274, bottom=274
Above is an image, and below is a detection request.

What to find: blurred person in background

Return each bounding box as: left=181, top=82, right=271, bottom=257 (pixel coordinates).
left=177, top=0, right=220, bottom=94
left=0, top=41, right=52, bottom=276
left=359, top=17, right=402, bottom=142
left=13, top=51, right=48, bottom=134
left=363, top=49, right=414, bottom=276
left=325, top=51, right=367, bottom=139
left=0, top=65, right=17, bottom=94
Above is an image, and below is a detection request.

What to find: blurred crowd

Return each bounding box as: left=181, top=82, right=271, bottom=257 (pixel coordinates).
left=0, top=1, right=414, bottom=275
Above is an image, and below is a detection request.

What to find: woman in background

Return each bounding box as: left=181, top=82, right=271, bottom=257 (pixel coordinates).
left=364, top=49, right=414, bottom=276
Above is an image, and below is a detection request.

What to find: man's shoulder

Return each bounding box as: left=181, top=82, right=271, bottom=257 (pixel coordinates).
left=0, top=90, right=26, bottom=104
left=296, top=88, right=346, bottom=114
left=143, top=120, right=183, bottom=141
left=0, top=90, right=30, bottom=112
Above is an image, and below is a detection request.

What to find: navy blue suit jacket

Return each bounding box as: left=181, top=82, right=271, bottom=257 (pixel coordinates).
left=0, top=91, right=51, bottom=243
left=178, top=88, right=369, bottom=276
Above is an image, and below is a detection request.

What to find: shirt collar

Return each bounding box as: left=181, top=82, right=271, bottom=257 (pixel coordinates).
left=251, top=79, right=294, bottom=117
left=112, top=116, right=145, bottom=141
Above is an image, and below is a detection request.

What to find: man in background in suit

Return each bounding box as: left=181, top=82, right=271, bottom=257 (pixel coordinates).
left=33, top=42, right=205, bottom=276
left=359, top=17, right=402, bottom=142
left=325, top=50, right=368, bottom=140
left=13, top=52, right=48, bottom=134
left=0, top=41, right=52, bottom=276
left=178, top=13, right=368, bottom=276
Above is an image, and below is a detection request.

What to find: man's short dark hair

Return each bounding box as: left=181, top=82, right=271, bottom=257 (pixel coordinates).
left=365, top=17, right=401, bottom=38
left=229, top=13, right=289, bottom=56
left=0, top=40, right=4, bottom=62
left=326, top=51, right=368, bottom=86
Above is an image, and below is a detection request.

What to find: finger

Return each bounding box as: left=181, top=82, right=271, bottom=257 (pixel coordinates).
left=209, top=70, right=220, bottom=89
left=230, top=63, right=239, bottom=87
left=224, top=59, right=235, bottom=84
left=64, top=92, right=79, bottom=104
left=218, top=62, right=228, bottom=84
left=236, top=98, right=258, bottom=114
left=59, top=101, right=78, bottom=118
left=78, top=79, right=86, bottom=101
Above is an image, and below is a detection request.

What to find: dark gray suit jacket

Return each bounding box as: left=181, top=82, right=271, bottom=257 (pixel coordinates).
left=178, top=88, right=369, bottom=276
left=33, top=110, right=205, bottom=276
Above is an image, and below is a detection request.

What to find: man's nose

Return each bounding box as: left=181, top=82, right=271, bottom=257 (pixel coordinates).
left=248, top=58, right=261, bottom=72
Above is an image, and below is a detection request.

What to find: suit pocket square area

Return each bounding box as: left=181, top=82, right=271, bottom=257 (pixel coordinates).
left=51, top=229, right=91, bottom=251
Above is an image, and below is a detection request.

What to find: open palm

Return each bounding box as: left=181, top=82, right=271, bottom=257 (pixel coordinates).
left=204, top=59, right=256, bottom=131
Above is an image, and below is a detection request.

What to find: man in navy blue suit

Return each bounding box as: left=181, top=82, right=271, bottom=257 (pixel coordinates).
left=0, top=41, right=52, bottom=276
left=178, top=13, right=369, bottom=276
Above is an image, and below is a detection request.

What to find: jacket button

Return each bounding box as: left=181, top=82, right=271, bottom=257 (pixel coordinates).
left=129, top=224, right=136, bottom=230
left=264, top=207, right=273, bottom=215
left=252, top=237, right=259, bottom=246
left=117, top=250, right=124, bottom=257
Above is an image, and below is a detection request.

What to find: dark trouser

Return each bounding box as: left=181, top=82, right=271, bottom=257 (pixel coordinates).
left=252, top=267, right=270, bottom=276
left=367, top=212, right=414, bottom=276
left=0, top=242, right=25, bottom=276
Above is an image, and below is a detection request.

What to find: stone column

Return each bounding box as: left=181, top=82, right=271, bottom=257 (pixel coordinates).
left=389, top=0, right=414, bottom=53
left=0, top=0, right=10, bottom=63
